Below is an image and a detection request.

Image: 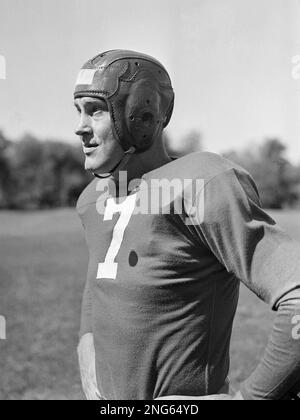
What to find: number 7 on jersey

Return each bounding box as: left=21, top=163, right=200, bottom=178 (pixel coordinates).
left=97, top=194, right=137, bottom=280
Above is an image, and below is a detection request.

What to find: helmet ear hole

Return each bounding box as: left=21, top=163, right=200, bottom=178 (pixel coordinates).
left=142, top=112, right=154, bottom=126
left=127, top=108, right=157, bottom=151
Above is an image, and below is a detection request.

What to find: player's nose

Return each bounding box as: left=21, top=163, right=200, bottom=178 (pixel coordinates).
left=75, top=116, right=93, bottom=136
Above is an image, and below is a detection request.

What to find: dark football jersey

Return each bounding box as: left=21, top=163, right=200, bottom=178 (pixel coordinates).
left=77, top=152, right=300, bottom=400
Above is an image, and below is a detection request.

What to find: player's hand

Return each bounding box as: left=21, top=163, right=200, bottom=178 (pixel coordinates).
left=155, top=394, right=233, bottom=400
left=77, top=333, right=102, bottom=400
left=232, top=391, right=244, bottom=400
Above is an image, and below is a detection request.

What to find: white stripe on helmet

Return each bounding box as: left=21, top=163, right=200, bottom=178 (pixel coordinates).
left=75, top=69, right=97, bottom=86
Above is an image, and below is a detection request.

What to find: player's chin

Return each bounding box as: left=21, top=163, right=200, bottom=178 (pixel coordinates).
left=84, top=156, right=100, bottom=171
left=84, top=156, right=110, bottom=174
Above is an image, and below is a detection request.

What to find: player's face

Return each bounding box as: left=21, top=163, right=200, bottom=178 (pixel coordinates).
left=74, top=97, right=124, bottom=174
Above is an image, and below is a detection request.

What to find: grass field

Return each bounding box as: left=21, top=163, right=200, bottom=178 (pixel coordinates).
left=0, top=208, right=300, bottom=400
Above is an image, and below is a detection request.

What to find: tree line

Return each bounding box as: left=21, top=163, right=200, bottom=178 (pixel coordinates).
left=0, top=131, right=92, bottom=209
left=0, top=130, right=299, bottom=210
left=224, top=139, right=300, bottom=209
left=167, top=133, right=300, bottom=209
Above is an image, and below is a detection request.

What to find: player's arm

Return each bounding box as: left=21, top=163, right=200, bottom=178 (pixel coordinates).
left=239, top=288, right=300, bottom=400
left=196, top=168, right=300, bottom=400
left=79, top=275, right=93, bottom=339
left=77, top=277, right=102, bottom=400
left=76, top=208, right=102, bottom=400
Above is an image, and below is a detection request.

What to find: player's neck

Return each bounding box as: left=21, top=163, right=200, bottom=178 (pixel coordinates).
left=111, top=137, right=171, bottom=196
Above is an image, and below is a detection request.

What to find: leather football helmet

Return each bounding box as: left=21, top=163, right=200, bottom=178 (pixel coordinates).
left=74, top=50, right=174, bottom=153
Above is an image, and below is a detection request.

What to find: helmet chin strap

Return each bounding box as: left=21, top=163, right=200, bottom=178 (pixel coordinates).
left=93, top=146, right=136, bottom=179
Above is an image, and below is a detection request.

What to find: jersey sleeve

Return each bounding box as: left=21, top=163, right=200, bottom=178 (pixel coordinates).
left=76, top=207, right=93, bottom=339
left=190, top=167, right=300, bottom=309
left=79, top=275, right=93, bottom=338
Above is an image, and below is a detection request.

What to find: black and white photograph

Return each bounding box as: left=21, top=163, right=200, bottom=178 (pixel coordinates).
left=0, top=0, right=300, bottom=403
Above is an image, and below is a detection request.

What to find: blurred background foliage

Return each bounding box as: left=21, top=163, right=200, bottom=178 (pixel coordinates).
left=0, top=129, right=300, bottom=210
left=224, top=139, right=300, bottom=209
left=0, top=131, right=92, bottom=210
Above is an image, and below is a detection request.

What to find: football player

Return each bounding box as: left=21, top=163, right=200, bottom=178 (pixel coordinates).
left=74, top=50, right=300, bottom=400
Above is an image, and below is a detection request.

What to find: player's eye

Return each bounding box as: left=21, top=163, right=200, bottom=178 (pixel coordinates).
left=92, top=109, right=103, bottom=117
